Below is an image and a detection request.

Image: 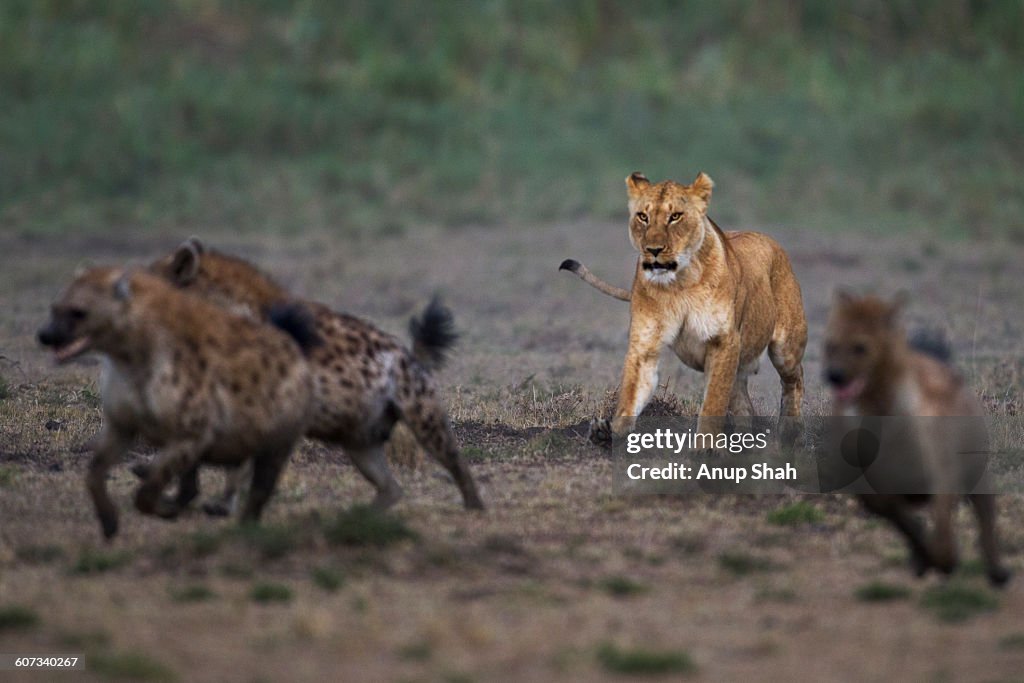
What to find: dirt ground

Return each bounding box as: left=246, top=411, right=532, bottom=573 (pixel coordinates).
left=2, top=221, right=1024, bottom=682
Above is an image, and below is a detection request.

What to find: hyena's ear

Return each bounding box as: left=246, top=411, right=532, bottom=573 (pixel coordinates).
left=691, top=172, right=714, bottom=204
left=113, top=271, right=133, bottom=301
left=832, top=288, right=856, bottom=307
left=626, top=172, right=650, bottom=201
left=73, top=260, right=95, bottom=278
left=885, top=291, right=909, bottom=325
left=169, top=238, right=203, bottom=284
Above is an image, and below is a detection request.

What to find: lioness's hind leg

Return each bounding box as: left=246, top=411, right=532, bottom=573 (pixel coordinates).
left=768, top=330, right=804, bottom=419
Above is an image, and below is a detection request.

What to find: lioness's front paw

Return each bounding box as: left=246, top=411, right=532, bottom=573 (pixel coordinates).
left=588, top=418, right=614, bottom=448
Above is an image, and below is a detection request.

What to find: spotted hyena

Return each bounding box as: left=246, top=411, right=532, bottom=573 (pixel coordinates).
left=38, top=266, right=316, bottom=539
left=824, top=292, right=1010, bottom=586
left=144, top=238, right=484, bottom=513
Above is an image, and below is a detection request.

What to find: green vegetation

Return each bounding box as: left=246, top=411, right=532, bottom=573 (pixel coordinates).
left=920, top=583, right=999, bottom=622
left=766, top=501, right=824, bottom=526
left=2, top=2, right=1021, bottom=238
left=323, top=504, right=417, bottom=548
left=16, top=543, right=65, bottom=564
left=0, top=465, right=17, bottom=488
left=718, top=551, right=777, bottom=576
left=855, top=581, right=912, bottom=603
left=597, top=642, right=696, bottom=676
left=998, top=633, right=1024, bottom=651
left=599, top=575, right=650, bottom=598
left=70, top=548, right=133, bottom=575
left=249, top=581, right=294, bottom=603
left=169, top=584, right=216, bottom=603
left=0, top=605, right=40, bottom=631
left=87, top=651, right=178, bottom=682
left=310, top=566, right=345, bottom=592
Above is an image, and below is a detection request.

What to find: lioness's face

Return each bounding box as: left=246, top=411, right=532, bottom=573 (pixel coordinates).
left=823, top=293, right=900, bottom=404
left=626, top=172, right=714, bottom=285
left=38, top=267, right=129, bottom=364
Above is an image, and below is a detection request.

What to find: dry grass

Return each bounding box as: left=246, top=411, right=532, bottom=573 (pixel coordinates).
left=1, top=223, right=1023, bottom=681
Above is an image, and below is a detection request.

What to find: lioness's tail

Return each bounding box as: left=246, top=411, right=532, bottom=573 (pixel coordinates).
left=410, top=296, right=458, bottom=371
left=268, top=301, right=322, bottom=355
left=559, top=259, right=631, bottom=302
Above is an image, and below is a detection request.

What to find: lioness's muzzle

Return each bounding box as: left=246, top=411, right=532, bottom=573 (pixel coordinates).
left=642, top=261, right=678, bottom=272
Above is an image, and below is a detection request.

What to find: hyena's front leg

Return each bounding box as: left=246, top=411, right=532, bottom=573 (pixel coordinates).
left=591, top=318, right=666, bottom=447
left=135, top=441, right=204, bottom=520
left=87, top=427, right=133, bottom=539
left=695, top=335, right=740, bottom=438
left=929, top=493, right=959, bottom=574
left=969, top=494, right=1011, bottom=587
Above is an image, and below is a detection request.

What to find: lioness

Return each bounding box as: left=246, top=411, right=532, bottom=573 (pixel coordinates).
left=563, top=172, right=807, bottom=444
left=824, top=292, right=1010, bottom=586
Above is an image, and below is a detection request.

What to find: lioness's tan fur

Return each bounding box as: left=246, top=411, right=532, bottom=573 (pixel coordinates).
left=568, top=172, right=807, bottom=444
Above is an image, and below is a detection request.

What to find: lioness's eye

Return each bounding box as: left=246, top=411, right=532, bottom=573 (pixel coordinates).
left=636, top=212, right=648, bottom=223
left=852, top=343, right=867, bottom=356
left=669, top=212, right=682, bottom=222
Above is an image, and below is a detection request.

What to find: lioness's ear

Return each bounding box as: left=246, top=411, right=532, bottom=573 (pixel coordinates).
left=113, top=271, right=133, bottom=301
left=691, top=172, right=714, bottom=203
left=169, top=239, right=202, bottom=284
left=626, top=172, right=650, bottom=200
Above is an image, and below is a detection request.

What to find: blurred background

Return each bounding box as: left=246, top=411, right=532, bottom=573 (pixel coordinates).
left=2, top=0, right=1022, bottom=240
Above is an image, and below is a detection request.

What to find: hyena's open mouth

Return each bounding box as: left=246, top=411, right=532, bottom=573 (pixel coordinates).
left=52, top=335, right=92, bottom=363
left=830, top=377, right=866, bottom=403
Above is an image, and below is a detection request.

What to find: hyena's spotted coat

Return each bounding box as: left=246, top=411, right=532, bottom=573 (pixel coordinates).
left=147, top=238, right=484, bottom=512
left=38, top=267, right=315, bottom=538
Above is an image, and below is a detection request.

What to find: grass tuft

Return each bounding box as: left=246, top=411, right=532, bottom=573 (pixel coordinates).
left=16, top=543, right=65, bottom=564
left=169, top=584, right=216, bottom=603
left=87, top=651, right=178, bottom=682
left=598, top=575, right=650, bottom=598
left=234, top=522, right=300, bottom=560
left=998, top=633, right=1024, bottom=651
left=310, top=566, right=345, bottom=592
left=920, top=583, right=998, bottom=622
left=855, top=581, right=912, bottom=602
left=0, top=605, right=40, bottom=631
left=718, top=551, right=777, bottom=576
left=323, top=505, right=416, bottom=548
left=249, top=582, right=294, bottom=604
left=597, top=643, right=696, bottom=676
left=766, top=501, right=824, bottom=526
left=70, top=548, right=132, bottom=575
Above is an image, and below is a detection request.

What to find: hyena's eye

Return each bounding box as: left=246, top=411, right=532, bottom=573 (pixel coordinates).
left=636, top=212, right=648, bottom=224
left=852, top=342, right=867, bottom=356
left=68, top=308, right=87, bottom=321
left=669, top=212, right=682, bottom=222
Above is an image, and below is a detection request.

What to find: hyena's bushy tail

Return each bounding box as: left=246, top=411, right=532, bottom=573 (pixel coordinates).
left=908, top=328, right=952, bottom=364
left=409, top=296, right=458, bottom=371
left=268, top=301, right=322, bottom=355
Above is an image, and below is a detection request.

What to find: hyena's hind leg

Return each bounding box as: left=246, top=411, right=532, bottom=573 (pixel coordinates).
left=400, top=393, right=484, bottom=510
left=969, top=493, right=1012, bottom=587
left=860, top=495, right=933, bottom=577
left=349, top=444, right=404, bottom=510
